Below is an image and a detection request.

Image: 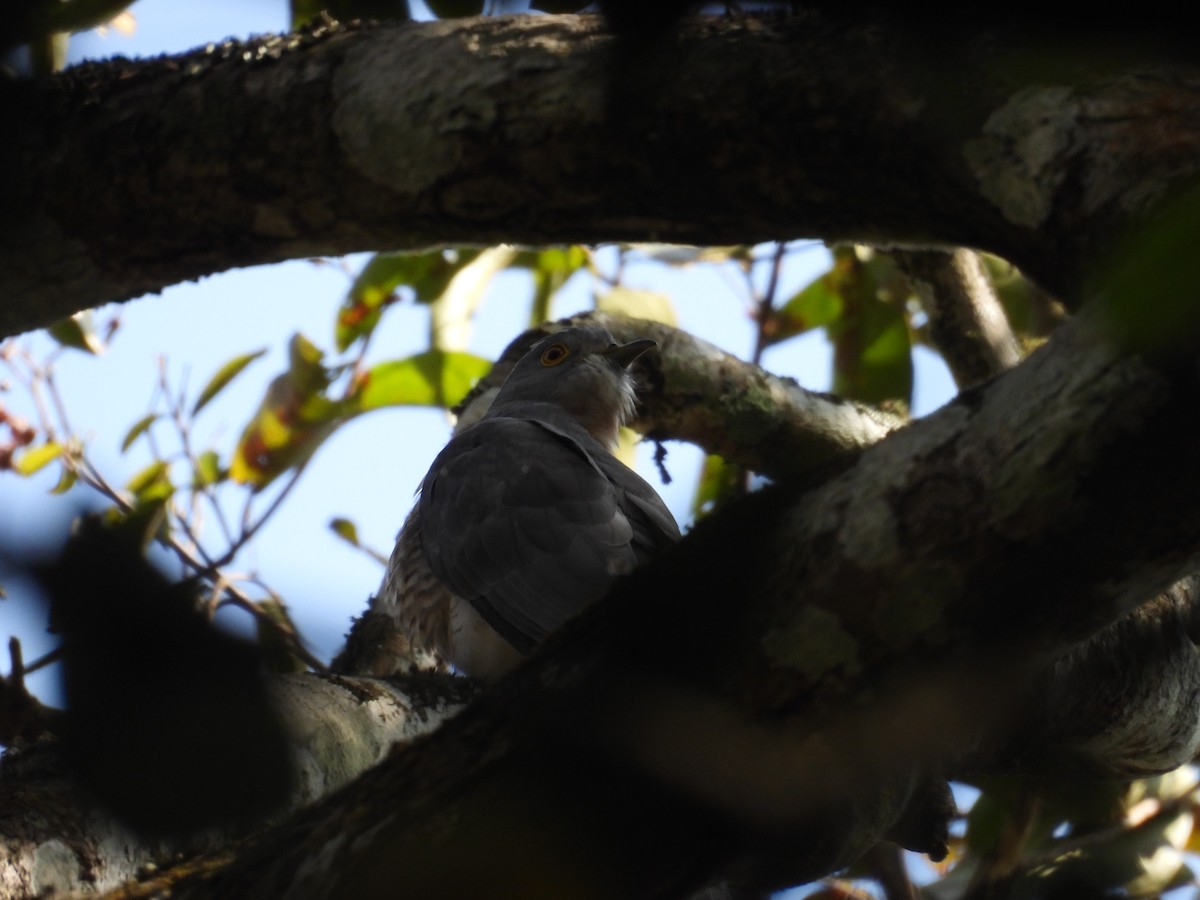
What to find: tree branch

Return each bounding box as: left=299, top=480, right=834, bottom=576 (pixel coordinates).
left=891, top=248, right=1022, bottom=387
left=4, top=14, right=1200, bottom=335
left=0, top=673, right=477, bottom=895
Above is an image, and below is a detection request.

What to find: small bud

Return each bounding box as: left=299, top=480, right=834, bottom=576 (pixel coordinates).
left=9, top=416, right=36, bottom=446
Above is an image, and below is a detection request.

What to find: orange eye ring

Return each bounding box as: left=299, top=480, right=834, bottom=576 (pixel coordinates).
left=540, top=343, right=569, bottom=367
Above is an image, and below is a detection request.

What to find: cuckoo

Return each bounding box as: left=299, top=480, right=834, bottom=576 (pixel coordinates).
left=379, top=325, right=680, bottom=679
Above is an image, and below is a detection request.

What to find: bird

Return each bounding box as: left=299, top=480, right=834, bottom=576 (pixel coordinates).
left=378, top=324, right=680, bottom=680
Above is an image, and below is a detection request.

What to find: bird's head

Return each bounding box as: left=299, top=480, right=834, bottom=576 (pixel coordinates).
left=489, top=325, right=657, bottom=448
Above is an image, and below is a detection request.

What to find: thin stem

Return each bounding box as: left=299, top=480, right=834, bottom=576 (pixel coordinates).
left=20, top=646, right=63, bottom=675
left=222, top=464, right=308, bottom=570
left=750, top=241, right=787, bottom=367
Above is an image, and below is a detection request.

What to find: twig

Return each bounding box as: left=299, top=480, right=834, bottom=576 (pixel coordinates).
left=220, top=465, right=308, bottom=569
left=20, top=645, right=64, bottom=675
left=4, top=338, right=328, bottom=676
left=750, top=241, right=787, bottom=367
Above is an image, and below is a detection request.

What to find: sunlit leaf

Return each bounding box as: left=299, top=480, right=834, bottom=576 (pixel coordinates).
left=286, top=333, right=330, bottom=391
left=126, top=460, right=173, bottom=503
left=769, top=274, right=843, bottom=345
left=337, top=250, right=484, bottom=351
left=48, top=311, right=106, bottom=355
left=230, top=335, right=342, bottom=490
left=330, top=517, right=361, bottom=547
left=691, top=453, right=740, bottom=520
left=120, top=413, right=160, bottom=453
left=511, top=245, right=589, bottom=276
left=13, top=442, right=62, bottom=476
left=192, top=349, right=267, bottom=415
left=510, top=245, right=589, bottom=325
left=51, top=465, right=78, bottom=494
left=337, top=255, right=408, bottom=351
left=193, top=450, right=223, bottom=488
left=596, top=287, right=678, bottom=326
left=353, top=350, right=492, bottom=412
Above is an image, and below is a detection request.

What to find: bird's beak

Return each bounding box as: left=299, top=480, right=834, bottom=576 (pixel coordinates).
left=603, top=339, right=657, bottom=369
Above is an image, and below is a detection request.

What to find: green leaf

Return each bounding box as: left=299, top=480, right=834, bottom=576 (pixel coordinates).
left=511, top=245, right=589, bottom=276
left=771, top=275, right=844, bottom=344
left=230, top=335, right=342, bottom=490
left=286, top=334, right=331, bottom=392
left=51, top=465, right=78, bottom=494
left=47, top=311, right=106, bottom=355
left=330, top=517, right=361, bottom=547
left=337, top=250, right=483, bottom=351
left=507, top=246, right=589, bottom=324
left=120, top=413, right=160, bottom=453
left=192, top=349, right=267, bottom=415
left=290, top=0, right=323, bottom=28
left=193, top=450, right=223, bottom=488
left=827, top=247, right=914, bottom=406
left=13, top=442, right=62, bottom=476
left=353, top=350, right=492, bottom=411
left=691, top=453, right=741, bottom=520
left=595, top=287, right=678, bottom=326
left=126, top=460, right=173, bottom=502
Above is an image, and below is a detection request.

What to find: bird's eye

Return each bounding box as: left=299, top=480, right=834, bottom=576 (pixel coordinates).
left=540, top=343, right=569, bottom=367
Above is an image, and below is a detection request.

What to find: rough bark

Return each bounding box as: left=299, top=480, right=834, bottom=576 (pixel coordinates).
left=3, top=13, right=1200, bottom=336
left=0, top=673, right=477, bottom=897
left=892, top=249, right=1023, bottom=388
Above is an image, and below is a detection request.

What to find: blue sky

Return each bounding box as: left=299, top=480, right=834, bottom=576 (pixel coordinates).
left=0, top=1, right=956, bottom=705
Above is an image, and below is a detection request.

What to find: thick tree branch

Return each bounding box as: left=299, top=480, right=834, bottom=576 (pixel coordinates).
left=4, top=14, right=1200, bottom=336
left=0, top=673, right=477, bottom=896
left=473, top=313, right=905, bottom=477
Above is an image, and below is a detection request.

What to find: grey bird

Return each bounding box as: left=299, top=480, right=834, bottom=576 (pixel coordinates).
left=381, top=325, right=680, bottom=679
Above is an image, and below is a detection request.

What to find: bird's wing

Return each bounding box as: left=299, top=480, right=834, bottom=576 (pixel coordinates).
left=530, top=414, right=681, bottom=556
left=418, top=415, right=675, bottom=653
